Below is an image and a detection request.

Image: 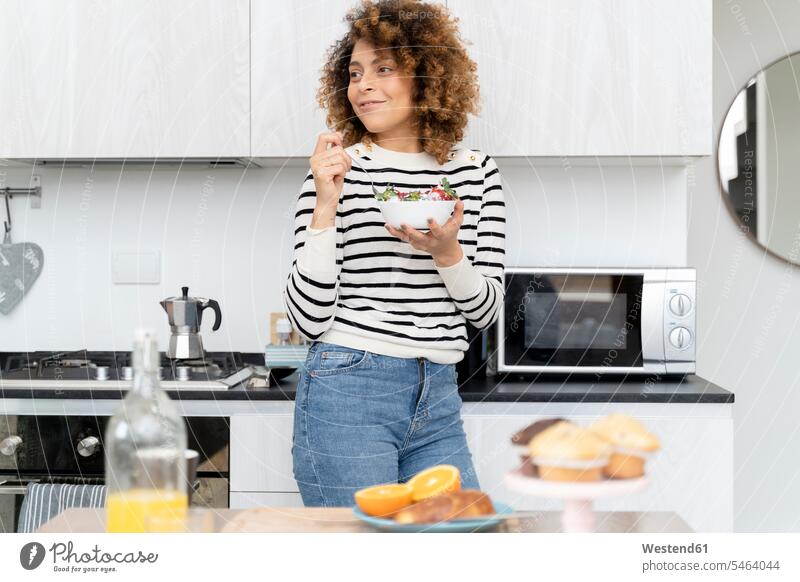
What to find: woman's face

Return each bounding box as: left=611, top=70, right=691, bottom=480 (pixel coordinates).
left=347, top=39, right=416, bottom=135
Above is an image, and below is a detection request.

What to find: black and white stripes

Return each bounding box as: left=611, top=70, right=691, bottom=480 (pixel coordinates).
left=283, top=143, right=506, bottom=364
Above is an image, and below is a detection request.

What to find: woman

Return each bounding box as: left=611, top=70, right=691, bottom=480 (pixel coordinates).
left=283, top=0, right=505, bottom=507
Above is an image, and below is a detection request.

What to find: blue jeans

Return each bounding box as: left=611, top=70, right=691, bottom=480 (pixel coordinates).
left=291, top=341, right=480, bottom=507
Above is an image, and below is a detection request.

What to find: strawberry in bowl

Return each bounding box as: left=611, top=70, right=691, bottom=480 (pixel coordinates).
left=376, top=178, right=458, bottom=230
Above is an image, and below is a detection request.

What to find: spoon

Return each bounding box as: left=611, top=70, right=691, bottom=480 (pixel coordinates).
left=349, top=153, right=382, bottom=199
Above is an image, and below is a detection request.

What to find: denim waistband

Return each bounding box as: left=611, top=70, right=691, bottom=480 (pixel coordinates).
left=309, top=340, right=454, bottom=367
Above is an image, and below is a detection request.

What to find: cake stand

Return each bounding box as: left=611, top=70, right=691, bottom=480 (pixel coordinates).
left=504, top=470, right=650, bottom=532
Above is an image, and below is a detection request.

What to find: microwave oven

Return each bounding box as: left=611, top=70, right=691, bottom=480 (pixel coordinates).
left=497, top=267, right=696, bottom=376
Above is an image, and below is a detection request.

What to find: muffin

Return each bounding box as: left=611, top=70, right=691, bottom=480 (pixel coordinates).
left=510, top=418, right=565, bottom=476
left=528, top=421, right=613, bottom=482
left=589, top=413, right=660, bottom=479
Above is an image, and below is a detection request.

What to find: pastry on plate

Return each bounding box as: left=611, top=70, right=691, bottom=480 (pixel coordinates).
left=510, top=418, right=565, bottom=476
left=528, top=421, right=612, bottom=482
left=589, top=413, right=660, bottom=479
left=393, top=490, right=495, bottom=524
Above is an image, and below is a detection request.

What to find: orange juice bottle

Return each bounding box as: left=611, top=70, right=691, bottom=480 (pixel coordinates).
left=105, top=329, right=188, bottom=533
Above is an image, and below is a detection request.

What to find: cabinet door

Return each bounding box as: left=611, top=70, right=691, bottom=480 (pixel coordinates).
left=230, top=415, right=299, bottom=493
left=251, top=0, right=446, bottom=157
left=447, top=0, right=711, bottom=156
left=0, top=0, right=250, bottom=158
left=230, top=491, right=304, bottom=509
left=463, top=412, right=733, bottom=532
left=250, top=0, right=350, bottom=157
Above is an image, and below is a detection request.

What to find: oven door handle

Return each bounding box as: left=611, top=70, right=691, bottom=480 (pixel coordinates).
left=0, top=478, right=38, bottom=495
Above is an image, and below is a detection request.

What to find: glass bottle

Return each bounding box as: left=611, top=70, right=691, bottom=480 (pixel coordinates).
left=105, top=329, right=188, bottom=532
left=276, top=318, right=292, bottom=345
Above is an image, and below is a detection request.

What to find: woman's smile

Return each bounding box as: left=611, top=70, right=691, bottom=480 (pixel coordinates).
left=358, top=99, right=387, bottom=112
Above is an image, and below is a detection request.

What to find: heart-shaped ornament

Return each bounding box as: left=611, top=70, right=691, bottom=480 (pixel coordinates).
left=0, top=242, right=44, bottom=315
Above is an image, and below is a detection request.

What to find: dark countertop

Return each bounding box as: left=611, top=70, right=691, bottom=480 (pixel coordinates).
left=0, top=371, right=733, bottom=404
left=457, top=373, right=733, bottom=403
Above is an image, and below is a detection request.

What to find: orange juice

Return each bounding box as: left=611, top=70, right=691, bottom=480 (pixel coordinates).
left=106, top=489, right=188, bottom=533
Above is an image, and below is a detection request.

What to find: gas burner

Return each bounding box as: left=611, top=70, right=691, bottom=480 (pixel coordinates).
left=172, top=358, right=220, bottom=369
left=0, top=350, right=263, bottom=390
left=46, top=359, right=94, bottom=369
left=167, top=359, right=223, bottom=382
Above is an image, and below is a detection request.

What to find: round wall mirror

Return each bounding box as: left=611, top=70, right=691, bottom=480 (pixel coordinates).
left=718, top=51, right=800, bottom=266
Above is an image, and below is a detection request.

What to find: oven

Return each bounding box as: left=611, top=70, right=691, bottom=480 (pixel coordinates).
left=497, top=267, right=696, bottom=376
left=0, top=415, right=229, bottom=533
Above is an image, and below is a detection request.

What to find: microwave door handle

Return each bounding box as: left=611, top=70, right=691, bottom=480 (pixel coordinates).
left=640, top=280, right=666, bottom=366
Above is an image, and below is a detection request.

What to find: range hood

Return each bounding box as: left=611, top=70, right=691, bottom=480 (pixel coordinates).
left=23, top=158, right=262, bottom=169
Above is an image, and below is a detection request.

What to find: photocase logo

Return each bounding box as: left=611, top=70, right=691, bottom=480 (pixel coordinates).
left=19, top=542, right=46, bottom=570
left=17, top=540, right=158, bottom=574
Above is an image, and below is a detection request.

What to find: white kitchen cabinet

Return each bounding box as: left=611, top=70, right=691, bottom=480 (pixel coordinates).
left=0, top=0, right=250, bottom=159
left=230, top=491, right=304, bottom=509
left=462, top=402, right=733, bottom=532
left=0, top=1, right=708, bottom=160
left=229, top=401, right=733, bottom=533
left=447, top=0, right=711, bottom=156
left=250, top=0, right=446, bottom=158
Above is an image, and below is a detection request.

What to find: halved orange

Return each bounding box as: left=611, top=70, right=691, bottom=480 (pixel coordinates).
left=407, top=464, right=461, bottom=501
left=354, top=483, right=414, bottom=517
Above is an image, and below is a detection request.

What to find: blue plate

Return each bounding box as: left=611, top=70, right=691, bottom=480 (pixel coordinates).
left=353, top=501, right=513, bottom=533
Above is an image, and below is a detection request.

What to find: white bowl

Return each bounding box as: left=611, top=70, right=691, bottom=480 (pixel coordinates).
left=377, top=200, right=456, bottom=230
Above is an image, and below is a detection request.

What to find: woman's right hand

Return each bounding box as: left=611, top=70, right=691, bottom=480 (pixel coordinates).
left=309, top=132, right=352, bottom=227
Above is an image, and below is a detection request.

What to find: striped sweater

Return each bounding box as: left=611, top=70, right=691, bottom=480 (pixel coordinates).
left=283, top=140, right=505, bottom=364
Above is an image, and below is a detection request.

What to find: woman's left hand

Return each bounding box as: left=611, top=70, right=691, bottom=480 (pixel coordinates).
left=386, top=199, right=465, bottom=267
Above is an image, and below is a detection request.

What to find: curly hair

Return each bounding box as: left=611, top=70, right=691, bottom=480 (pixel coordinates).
left=317, top=0, right=480, bottom=165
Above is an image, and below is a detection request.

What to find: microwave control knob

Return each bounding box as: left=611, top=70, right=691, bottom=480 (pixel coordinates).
left=0, top=435, right=22, bottom=456
left=77, top=436, right=101, bottom=458
left=669, top=327, right=692, bottom=350
left=669, top=293, right=692, bottom=316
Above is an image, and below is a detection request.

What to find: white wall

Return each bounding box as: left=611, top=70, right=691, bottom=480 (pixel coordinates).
left=688, top=0, right=800, bottom=532
left=0, top=163, right=300, bottom=353
left=0, top=159, right=688, bottom=352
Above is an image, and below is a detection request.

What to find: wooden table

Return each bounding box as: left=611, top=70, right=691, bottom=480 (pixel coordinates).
left=37, top=507, right=692, bottom=533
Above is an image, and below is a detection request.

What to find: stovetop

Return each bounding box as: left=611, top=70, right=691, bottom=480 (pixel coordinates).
left=0, top=350, right=268, bottom=391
